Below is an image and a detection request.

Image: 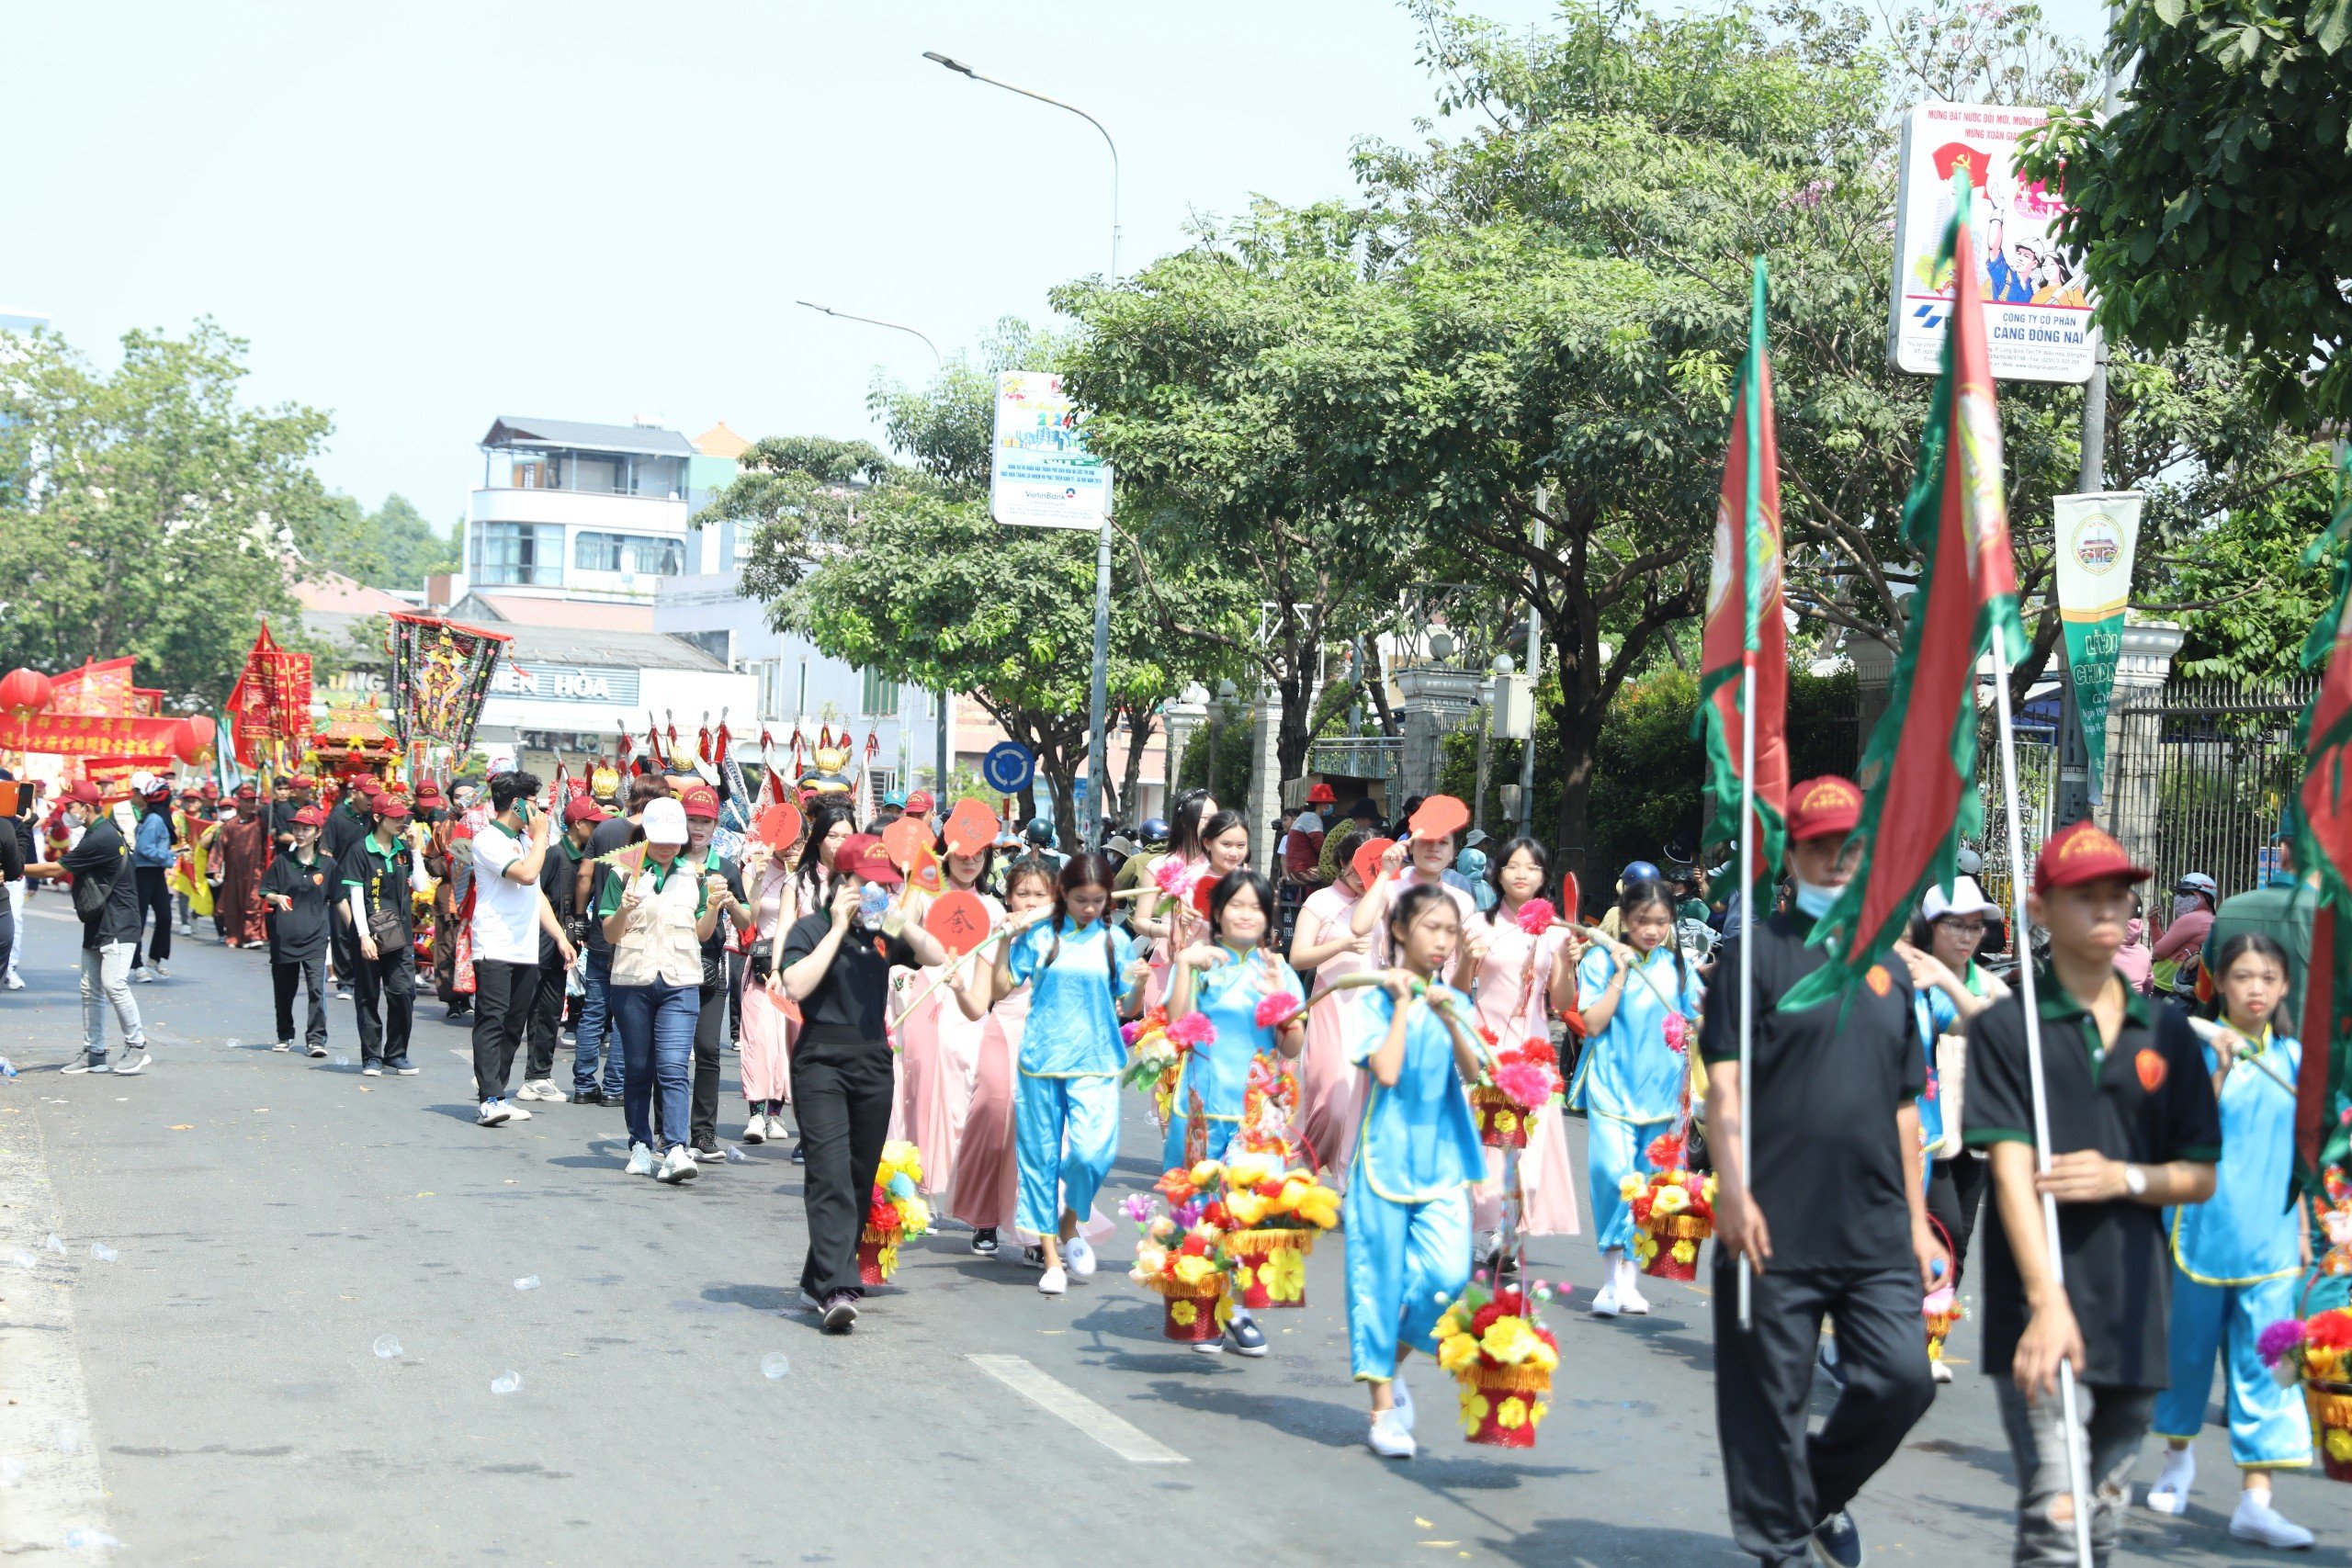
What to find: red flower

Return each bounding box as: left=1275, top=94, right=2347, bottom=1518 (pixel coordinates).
left=1202, top=1202, right=1234, bottom=1231
left=1515, top=897, right=1557, bottom=936
left=1178, top=1234, right=1210, bottom=1258
left=1469, top=1303, right=1506, bottom=1337
left=1255, top=1180, right=1286, bottom=1200
left=1254, top=992, right=1302, bottom=1030
left=1490, top=1288, right=1526, bottom=1316
left=2308, top=1310, right=2352, bottom=1349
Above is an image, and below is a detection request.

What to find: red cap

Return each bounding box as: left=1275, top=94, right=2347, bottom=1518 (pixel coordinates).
left=355, top=775, right=381, bottom=796
left=905, top=790, right=934, bottom=816
left=233, top=783, right=258, bottom=801
left=414, top=784, right=444, bottom=806
left=199, top=782, right=220, bottom=800
left=292, top=806, right=328, bottom=829
left=65, top=781, right=102, bottom=807
left=679, top=784, right=721, bottom=820
left=374, top=793, right=413, bottom=819
left=1786, top=775, right=1863, bottom=843
left=288, top=773, right=314, bottom=788
left=562, top=795, right=608, bottom=828
left=2033, top=819, right=2153, bottom=894
left=837, top=833, right=902, bottom=886
left=1306, top=782, right=1337, bottom=806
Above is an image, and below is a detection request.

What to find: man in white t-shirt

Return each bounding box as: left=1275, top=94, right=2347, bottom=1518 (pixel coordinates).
left=468, top=772, right=574, bottom=1126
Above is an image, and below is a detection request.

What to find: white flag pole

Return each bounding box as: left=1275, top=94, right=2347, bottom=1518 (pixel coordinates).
left=1736, top=650, right=1758, bottom=1331
left=1990, top=643, right=2096, bottom=1568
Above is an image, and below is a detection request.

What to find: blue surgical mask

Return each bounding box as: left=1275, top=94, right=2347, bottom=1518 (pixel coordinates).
left=1793, top=879, right=1840, bottom=919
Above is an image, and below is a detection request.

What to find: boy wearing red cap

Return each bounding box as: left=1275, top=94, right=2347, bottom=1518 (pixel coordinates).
left=343, top=792, right=429, bottom=1074
left=1702, top=775, right=1940, bottom=1568
left=261, top=806, right=337, bottom=1056
left=1964, top=820, right=2220, bottom=1566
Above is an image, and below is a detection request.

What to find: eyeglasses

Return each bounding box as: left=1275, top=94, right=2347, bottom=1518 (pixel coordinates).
left=1939, top=919, right=1989, bottom=938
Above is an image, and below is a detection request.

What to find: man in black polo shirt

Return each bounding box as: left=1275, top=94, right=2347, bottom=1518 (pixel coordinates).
left=1702, top=775, right=1941, bottom=1568
left=322, top=777, right=379, bottom=998
left=342, top=793, right=426, bottom=1075
left=1965, top=820, right=2220, bottom=1566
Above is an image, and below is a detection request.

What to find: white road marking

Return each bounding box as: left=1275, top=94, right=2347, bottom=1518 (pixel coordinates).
left=25, top=908, right=77, bottom=923
left=965, top=1354, right=1188, bottom=1464
left=0, top=1098, right=113, bottom=1550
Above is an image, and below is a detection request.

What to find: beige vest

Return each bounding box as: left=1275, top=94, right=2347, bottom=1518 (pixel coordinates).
left=609, top=859, right=704, bottom=988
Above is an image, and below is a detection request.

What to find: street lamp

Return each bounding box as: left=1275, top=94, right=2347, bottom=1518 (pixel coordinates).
left=924, top=49, right=1122, bottom=848
left=795, top=300, right=942, bottom=368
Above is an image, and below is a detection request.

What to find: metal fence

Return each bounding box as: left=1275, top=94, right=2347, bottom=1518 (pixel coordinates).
left=1973, top=713, right=2061, bottom=918
left=2109, top=677, right=2312, bottom=920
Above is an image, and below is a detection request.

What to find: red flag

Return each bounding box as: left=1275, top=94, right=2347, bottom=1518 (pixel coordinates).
left=2295, top=446, right=2352, bottom=1179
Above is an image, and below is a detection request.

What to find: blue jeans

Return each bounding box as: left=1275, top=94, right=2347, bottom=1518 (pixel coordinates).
left=611, top=980, right=696, bottom=1154
left=574, top=949, right=624, bottom=1096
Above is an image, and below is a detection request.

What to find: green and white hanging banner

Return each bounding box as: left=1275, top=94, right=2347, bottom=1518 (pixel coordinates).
left=2052, top=491, right=2143, bottom=805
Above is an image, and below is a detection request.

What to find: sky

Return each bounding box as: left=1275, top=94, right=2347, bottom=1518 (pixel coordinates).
left=4, top=0, right=2109, bottom=523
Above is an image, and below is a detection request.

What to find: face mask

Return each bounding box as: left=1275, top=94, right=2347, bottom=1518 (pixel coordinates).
left=2172, top=895, right=2202, bottom=922
left=1793, top=879, right=1840, bottom=919
left=2126, top=917, right=2145, bottom=944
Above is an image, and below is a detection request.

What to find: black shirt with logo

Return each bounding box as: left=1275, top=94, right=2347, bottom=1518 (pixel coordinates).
left=781, top=910, right=915, bottom=1048
left=581, top=817, right=638, bottom=954
left=340, top=836, right=415, bottom=949
left=1699, top=911, right=1926, bottom=1272
left=261, top=850, right=339, bottom=964
left=1964, top=972, right=2222, bottom=1388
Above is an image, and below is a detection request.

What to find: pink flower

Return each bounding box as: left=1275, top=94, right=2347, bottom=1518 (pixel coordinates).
left=1516, top=898, right=1557, bottom=936
left=1254, top=993, right=1301, bottom=1030
left=1168, top=1012, right=1216, bottom=1047
left=2257, top=1318, right=2307, bottom=1366
left=1119, top=1193, right=1154, bottom=1224
left=1121, top=1019, right=1144, bottom=1045
left=1153, top=855, right=1188, bottom=894
left=1494, top=1059, right=1556, bottom=1110
left=1663, top=1012, right=1690, bottom=1054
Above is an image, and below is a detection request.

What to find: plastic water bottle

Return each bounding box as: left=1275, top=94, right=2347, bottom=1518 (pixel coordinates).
left=0, top=1058, right=17, bottom=1079
left=761, top=1352, right=790, bottom=1380
left=513, top=1275, right=540, bottom=1292
left=490, top=1371, right=522, bottom=1395
left=372, top=1335, right=401, bottom=1359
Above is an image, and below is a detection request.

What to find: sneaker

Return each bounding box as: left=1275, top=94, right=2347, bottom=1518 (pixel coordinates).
left=741, top=1117, right=765, bottom=1145
left=970, top=1227, right=1000, bottom=1256
left=690, top=1140, right=723, bottom=1166
left=2145, top=1448, right=2194, bottom=1515
left=333, top=985, right=352, bottom=1000
left=526, top=1079, right=566, bottom=1103
left=1021, top=1244, right=1046, bottom=1270
left=1616, top=1271, right=1651, bottom=1315
left=503, top=1101, right=532, bottom=1122
left=113, top=1052, right=151, bottom=1077
left=797, top=1288, right=824, bottom=1313
left=307, top=1043, right=328, bottom=1059
left=1037, top=1265, right=1069, bottom=1295
left=820, top=1292, right=859, bottom=1334
left=149, top=962, right=169, bottom=980
left=1809, top=1509, right=1863, bottom=1568
left=1393, top=1376, right=1416, bottom=1432
left=789, top=1138, right=805, bottom=1165
left=625, top=1141, right=656, bottom=1177
left=6, top=976, right=22, bottom=990
left=131, top=966, right=154, bottom=984
left=272, top=1040, right=293, bottom=1053
left=1192, top=1335, right=1227, bottom=1356
left=1064, top=1235, right=1097, bottom=1280
left=657, top=1145, right=699, bottom=1184
left=1589, top=1278, right=1623, bottom=1317
left=765, top=1114, right=790, bottom=1143
left=62, top=1059, right=109, bottom=1076
left=1367, top=1408, right=1417, bottom=1459
left=392, top=1063, right=419, bottom=1076
left=1478, top=1227, right=1507, bottom=1269
left=1929, top=1358, right=1953, bottom=1385
left=1226, top=1312, right=1269, bottom=1358
left=477, top=1100, right=512, bottom=1127
left=2230, top=1492, right=2314, bottom=1550
left=361, top=1065, right=383, bottom=1077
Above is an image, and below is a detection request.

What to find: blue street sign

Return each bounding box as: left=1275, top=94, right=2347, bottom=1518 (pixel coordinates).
left=981, top=740, right=1036, bottom=795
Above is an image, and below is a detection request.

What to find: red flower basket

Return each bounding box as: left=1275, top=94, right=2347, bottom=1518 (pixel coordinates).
left=1637, top=1214, right=1710, bottom=1281
left=2309, top=1381, right=2352, bottom=1482
left=1156, top=1276, right=1227, bottom=1343
left=1225, top=1228, right=1314, bottom=1311
left=858, top=1224, right=902, bottom=1287
left=1460, top=1362, right=1551, bottom=1448
left=1469, top=1085, right=1531, bottom=1149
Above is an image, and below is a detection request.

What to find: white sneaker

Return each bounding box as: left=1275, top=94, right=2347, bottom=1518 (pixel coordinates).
left=1930, top=1358, right=1953, bottom=1384
left=2145, top=1448, right=2195, bottom=1515
left=131, top=967, right=153, bottom=984
left=1064, top=1235, right=1097, bottom=1280
left=5, top=976, right=22, bottom=990
left=625, top=1141, right=656, bottom=1177
left=503, top=1101, right=532, bottom=1122
left=272, top=1040, right=293, bottom=1053
left=113, top=1052, right=151, bottom=1077
left=1037, top=1265, right=1069, bottom=1295
left=1589, top=1278, right=1623, bottom=1317
left=149, top=962, right=169, bottom=979
left=1368, top=1408, right=1417, bottom=1459
left=656, top=1145, right=698, bottom=1184
left=1616, top=1264, right=1651, bottom=1315
left=477, top=1100, right=511, bottom=1126
left=1393, top=1376, right=1416, bottom=1432
left=2231, top=1491, right=2315, bottom=1549
left=361, top=1065, right=382, bottom=1077
left=767, top=1114, right=791, bottom=1143
left=741, top=1117, right=765, bottom=1145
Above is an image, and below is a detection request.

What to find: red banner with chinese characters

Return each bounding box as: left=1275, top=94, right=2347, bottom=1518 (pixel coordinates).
left=0, top=712, right=183, bottom=758
left=227, top=621, right=313, bottom=767
left=50, top=658, right=137, bottom=717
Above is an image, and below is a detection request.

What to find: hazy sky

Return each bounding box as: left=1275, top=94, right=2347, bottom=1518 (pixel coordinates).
left=5, top=0, right=2106, bottom=523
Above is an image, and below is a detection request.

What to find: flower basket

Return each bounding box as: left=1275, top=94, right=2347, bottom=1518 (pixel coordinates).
left=1460, top=1361, right=1553, bottom=1449
left=1634, top=1213, right=1711, bottom=1281
left=1153, top=1275, right=1229, bottom=1343
left=1225, top=1227, right=1315, bottom=1310
left=1469, top=1084, right=1530, bottom=1149
left=2308, top=1379, right=2352, bottom=1481
left=857, top=1224, right=902, bottom=1286
left=1925, top=1304, right=1963, bottom=1366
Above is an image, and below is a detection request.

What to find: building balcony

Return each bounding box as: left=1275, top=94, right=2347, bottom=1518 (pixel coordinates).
left=470, top=486, right=689, bottom=533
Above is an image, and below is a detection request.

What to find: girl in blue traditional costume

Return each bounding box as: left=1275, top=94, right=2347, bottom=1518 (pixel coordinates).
left=993, top=853, right=1146, bottom=1299
left=2145, top=932, right=2317, bottom=1551
left=1345, top=882, right=1491, bottom=1461
left=1572, top=877, right=1703, bottom=1319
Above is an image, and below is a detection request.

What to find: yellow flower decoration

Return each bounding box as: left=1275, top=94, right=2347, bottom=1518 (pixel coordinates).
left=876, top=1244, right=899, bottom=1277
left=2330, top=1428, right=2352, bottom=1463
left=1496, top=1395, right=1529, bottom=1430
left=1481, top=1316, right=1539, bottom=1365
left=1530, top=1336, right=1560, bottom=1373
left=1169, top=1299, right=1199, bottom=1326
left=1224, top=1151, right=1282, bottom=1189
left=1172, top=1253, right=1216, bottom=1289
left=1620, top=1174, right=1648, bottom=1201
left=1494, top=1109, right=1518, bottom=1135
left=1226, top=1190, right=1270, bottom=1229
left=1652, top=1185, right=1690, bottom=1216
left=1189, top=1160, right=1225, bottom=1188
left=1264, top=1248, right=1307, bottom=1302
left=1634, top=1233, right=1659, bottom=1266
left=1215, top=1292, right=1235, bottom=1327
left=1671, top=1239, right=1697, bottom=1265
left=1531, top=1400, right=1551, bottom=1426
left=1233, top=1262, right=1257, bottom=1292
left=1459, top=1391, right=1491, bottom=1436
left=1438, top=1331, right=1481, bottom=1374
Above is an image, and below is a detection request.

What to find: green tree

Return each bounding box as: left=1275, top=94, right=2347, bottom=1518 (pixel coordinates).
left=0, top=320, right=333, bottom=704
left=2019, top=0, right=2352, bottom=430
left=308, top=491, right=460, bottom=591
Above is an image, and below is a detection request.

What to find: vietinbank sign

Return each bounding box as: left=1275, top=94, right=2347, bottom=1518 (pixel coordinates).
left=486, top=662, right=640, bottom=705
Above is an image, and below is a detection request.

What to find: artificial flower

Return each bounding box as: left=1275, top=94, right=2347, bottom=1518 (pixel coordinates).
left=1120, top=1193, right=1154, bottom=1224
left=1438, top=1332, right=1481, bottom=1373
left=1480, top=1316, right=1542, bottom=1365
left=1226, top=1190, right=1270, bottom=1230
left=1263, top=1248, right=1306, bottom=1302
left=1496, top=1396, right=1530, bottom=1430
left=2331, top=1428, right=2352, bottom=1463
left=1652, top=1184, right=1690, bottom=1217
left=1620, top=1174, right=1648, bottom=1201
left=1223, top=1151, right=1282, bottom=1190
left=1663, top=1012, right=1690, bottom=1054
left=1155, top=1168, right=1196, bottom=1204
left=1458, top=1391, right=1490, bottom=1437
left=1670, top=1239, right=1697, bottom=1265
left=1177, top=1233, right=1210, bottom=1259
left=1254, top=992, right=1302, bottom=1030
left=1187, top=1159, right=1225, bottom=1188
left=1232, top=1262, right=1256, bottom=1292
left=1494, top=1060, right=1556, bottom=1111
left=1214, top=1292, right=1236, bottom=1328
left=1133, top=1245, right=1168, bottom=1278
left=2257, top=1318, right=2308, bottom=1367
left=1515, top=897, right=1557, bottom=936
left=1169, top=1013, right=1216, bottom=1048
left=1172, top=1253, right=1216, bottom=1288
left=1148, top=1214, right=1177, bottom=1242
left=1169, top=1299, right=1199, bottom=1326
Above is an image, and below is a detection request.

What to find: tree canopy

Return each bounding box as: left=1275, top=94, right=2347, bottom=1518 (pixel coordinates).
left=308, top=491, right=458, bottom=592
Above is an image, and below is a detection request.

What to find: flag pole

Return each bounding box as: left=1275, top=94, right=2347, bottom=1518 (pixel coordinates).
left=1990, top=643, right=2096, bottom=1568
left=1736, top=649, right=1757, bottom=1330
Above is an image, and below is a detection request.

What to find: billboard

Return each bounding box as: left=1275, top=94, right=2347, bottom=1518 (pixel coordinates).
left=989, top=371, right=1111, bottom=530
left=1888, top=101, right=2098, bottom=384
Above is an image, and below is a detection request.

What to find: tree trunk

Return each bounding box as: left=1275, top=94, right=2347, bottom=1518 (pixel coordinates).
left=1121, top=705, right=1156, bottom=829
left=1274, top=669, right=1314, bottom=790
left=1548, top=689, right=1603, bottom=886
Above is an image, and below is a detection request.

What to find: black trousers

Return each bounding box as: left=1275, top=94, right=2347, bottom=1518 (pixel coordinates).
left=1713, top=1257, right=1936, bottom=1565
left=522, top=953, right=566, bottom=1084
left=688, top=976, right=728, bottom=1148
left=1925, top=1153, right=1989, bottom=1291
left=273, top=954, right=328, bottom=1049
left=135, top=865, right=172, bottom=963
left=329, top=907, right=358, bottom=988
left=470, top=958, right=537, bottom=1101
left=351, top=945, right=416, bottom=1066
left=793, top=1032, right=896, bottom=1300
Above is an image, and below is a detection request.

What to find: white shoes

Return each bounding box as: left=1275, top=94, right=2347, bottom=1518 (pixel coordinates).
left=625, top=1141, right=656, bottom=1177
left=517, top=1079, right=563, bottom=1103
left=2231, top=1491, right=2315, bottom=1550
left=1589, top=1278, right=1623, bottom=1317
left=1615, top=1262, right=1651, bottom=1315
left=503, top=1101, right=532, bottom=1121
left=768, top=1113, right=791, bottom=1142
left=149, top=962, right=169, bottom=979
left=1393, top=1377, right=1416, bottom=1432
left=1368, top=1408, right=1417, bottom=1459
left=1064, top=1235, right=1097, bottom=1280
left=114, top=1052, right=150, bottom=1077
left=741, top=1117, right=765, bottom=1145
left=2146, top=1448, right=2194, bottom=1515
left=1037, top=1265, right=1069, bottom=1295
left=132, top=967, right=154, bottom=984
left=477, top=1100, right=512, bottom=1126
left=1930, top=1358, right=1954, bottom=1384
left=272, top=1040, right=293, bottom=1054
left=656, top=1145, right=698, bottom=1184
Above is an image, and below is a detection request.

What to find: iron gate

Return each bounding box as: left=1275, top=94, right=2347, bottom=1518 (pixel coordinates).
left=2108, top=677, right=2312, bottom=919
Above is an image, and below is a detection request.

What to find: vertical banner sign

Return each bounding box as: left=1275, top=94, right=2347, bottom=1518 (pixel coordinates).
left=2052, top=491, right=2143, bottom=806
left=989, top=371, right=1112, bottom=530
left=1888, top=102, right=2098, bottom=385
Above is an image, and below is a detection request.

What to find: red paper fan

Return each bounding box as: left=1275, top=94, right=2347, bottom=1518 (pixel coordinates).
left=943, top=798, right=999, bottom=857
left=1409, top=795, right=1470, bottom=842
left=924, top=889, right=992, bottom=957
left=752, top=802, right=804, bottom=855
left=1351, top=837, right=1396, bottom=888
left=881, top=817, right=930, bottom=873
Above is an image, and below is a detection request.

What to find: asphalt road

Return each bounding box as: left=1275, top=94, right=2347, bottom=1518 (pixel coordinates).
left=0, top=899, right=2344, bottom=1565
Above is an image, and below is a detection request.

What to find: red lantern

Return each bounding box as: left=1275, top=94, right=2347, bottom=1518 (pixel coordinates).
left=168, top=718, right=198, bottom=763
left=184, top=714, right=218, bottom=763
left=0, top=668, right=53, bottom=722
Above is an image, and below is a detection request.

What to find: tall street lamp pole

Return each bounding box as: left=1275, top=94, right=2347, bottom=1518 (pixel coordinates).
left=925, top=50, right=1120, bottom=848
left=796, top=300, right=953, bottom=800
